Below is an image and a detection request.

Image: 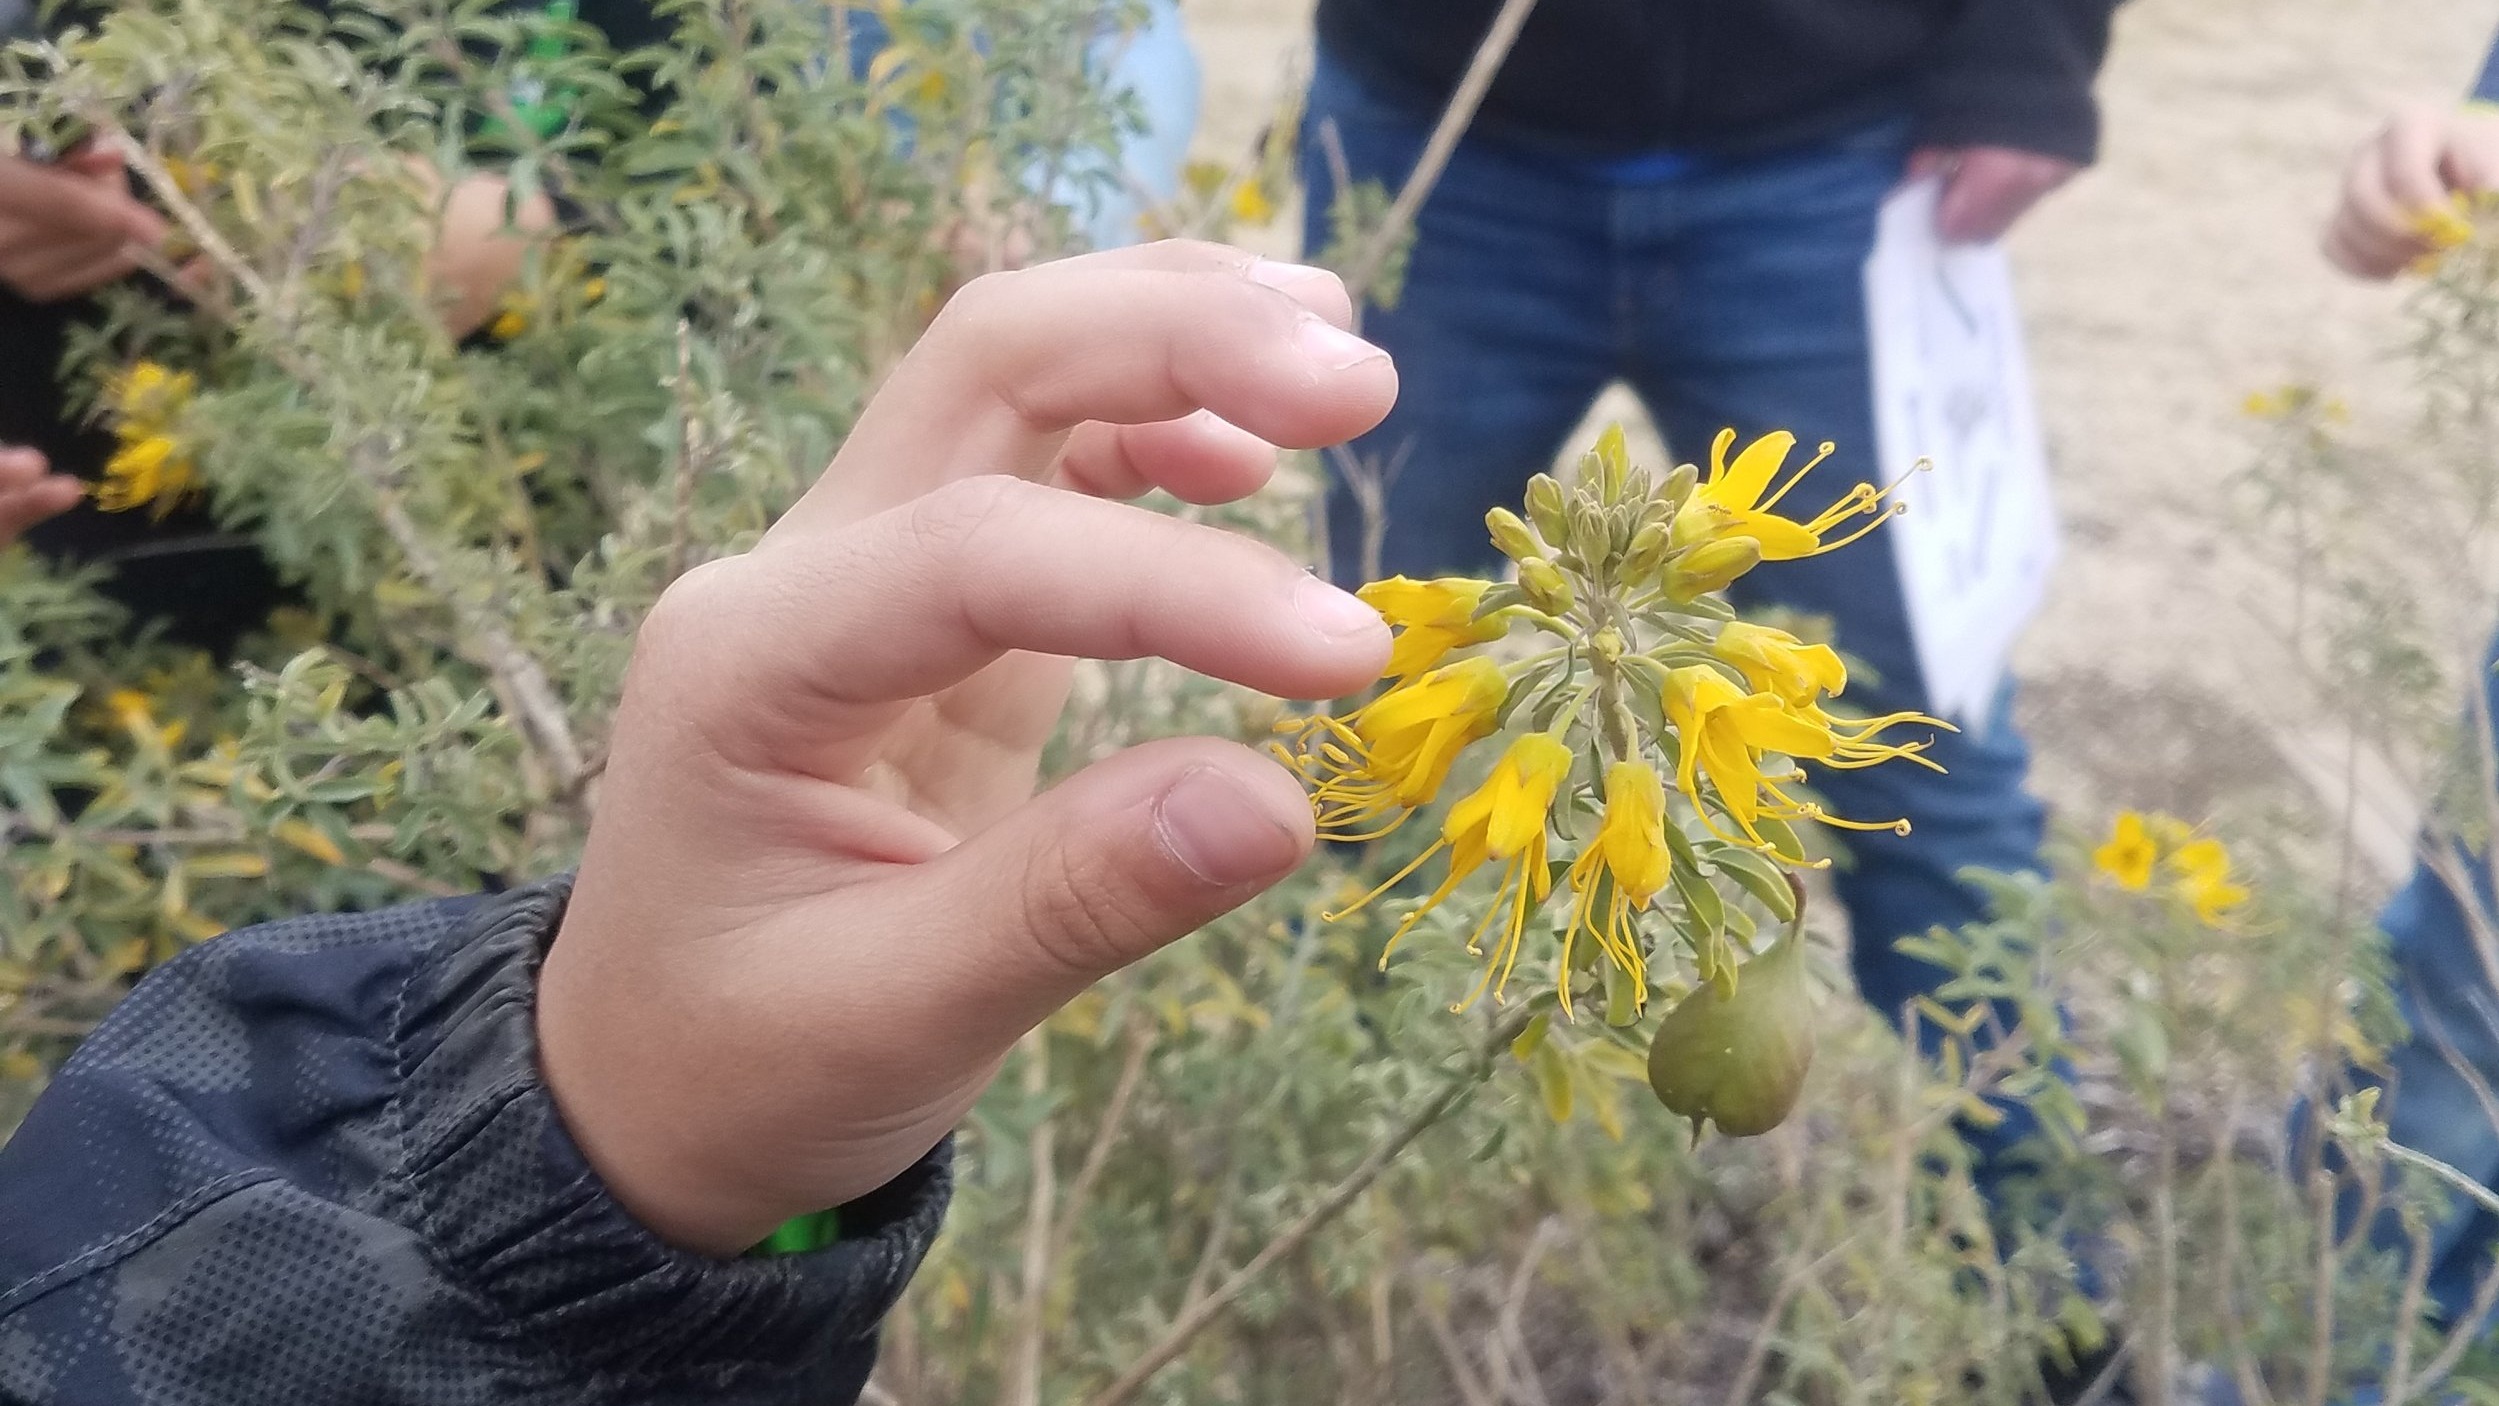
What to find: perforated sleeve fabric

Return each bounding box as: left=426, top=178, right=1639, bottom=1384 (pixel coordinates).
left=0, top=878, right=951, bottom=1405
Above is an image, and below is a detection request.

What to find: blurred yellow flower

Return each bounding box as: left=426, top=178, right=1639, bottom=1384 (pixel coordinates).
left=2095, top=811, right=2249, bottom=926
left=95, top=434, right=198, bottom=518
left=1229, top=178, right=1276, bottom=226
left=487, top=297, right=530, bottom=341
left=2413, top=195, right=2476, bottom=255
left=2169, top=836, right=2249, bottom=927
left=2094, top=812, right=2157, bottom=890
left=108, top=361, right=196, bottom=427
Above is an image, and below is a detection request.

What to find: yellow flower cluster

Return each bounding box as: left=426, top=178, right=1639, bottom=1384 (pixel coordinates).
left=2092, top=810, right=2249, bottom=928
left=1277, top=426, right=1947, bottom=1017
left=94, top=361, right=201, bottom=519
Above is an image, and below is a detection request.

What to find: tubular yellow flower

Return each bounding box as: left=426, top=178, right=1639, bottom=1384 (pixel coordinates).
left=1670, top=429, right=1898, bottom=564
left=95, top=434, right=198, bottom=518
left=1562, top=762, right=1673, bottom=1016
left=1357, top=575, right=1508, bottom=678
left=1661, top=665, right=1919, bottom=847
left=1712, top=621, right=1847, bottom=708
left=2093, top=811, right=2157, bottom=890
left=1333, top=733, right=1573, bottom=1007
left=1276, top=655, right=1508, bottom=839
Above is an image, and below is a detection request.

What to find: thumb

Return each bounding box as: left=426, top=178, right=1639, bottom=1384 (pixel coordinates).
left=913, top=737, right=1313, bottom=1027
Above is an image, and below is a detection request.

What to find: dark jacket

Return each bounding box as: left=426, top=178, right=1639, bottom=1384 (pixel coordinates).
left=0, top=878, right=948, bottom=1404
left=1314, top=0, right=2123, bottom=166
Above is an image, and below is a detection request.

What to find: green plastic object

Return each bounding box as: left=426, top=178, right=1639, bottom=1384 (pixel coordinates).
left=754, top=1208, right=842, bottom=1257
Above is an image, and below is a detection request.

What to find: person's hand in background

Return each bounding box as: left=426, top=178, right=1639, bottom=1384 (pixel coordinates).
left=2326, top=101, right=2499, bottom=280
left=0, top=143, right=168, bottom=302
left=539, top=243, right=1399, bottom=1256
left=1907, top=145, right=2082, bottom=245
left=0, top=447, right=81, bottom=545
left=417, top=165, right=558, bottom=338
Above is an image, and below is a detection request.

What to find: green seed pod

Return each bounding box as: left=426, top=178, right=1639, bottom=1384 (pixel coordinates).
left=1525, top=473, right=1571, bottom=545
left=1646, top=930, right=1817, bottom=1139
left=1518, top=556, right=1576, bottom=613
left=1487, top=506, right=1541, bottom=563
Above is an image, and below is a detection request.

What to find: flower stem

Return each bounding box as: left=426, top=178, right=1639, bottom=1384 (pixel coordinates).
left=1085, top=1005, right=1537, bottom=1406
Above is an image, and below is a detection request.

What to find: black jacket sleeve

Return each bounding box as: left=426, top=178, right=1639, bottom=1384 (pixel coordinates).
left=0, top=878, right=950, bottom=1405
left=1915, top=0, right=2123, bottom=165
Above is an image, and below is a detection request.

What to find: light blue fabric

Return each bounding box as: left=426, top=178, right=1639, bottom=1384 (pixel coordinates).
left=839, top=1, right=1200, bottom=252
left=1050, top=0, right=1202, bottom=250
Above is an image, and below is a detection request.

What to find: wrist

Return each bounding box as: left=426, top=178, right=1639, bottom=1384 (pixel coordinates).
left=535, top=928, right=800, bottom=1257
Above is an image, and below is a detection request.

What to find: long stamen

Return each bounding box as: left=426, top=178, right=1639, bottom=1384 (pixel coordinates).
left=1336, top=839, right=1449, bottom=926
left=1755, top=440, right=1837, bottom=512
left=1804, top=503, right=1907, bottom=555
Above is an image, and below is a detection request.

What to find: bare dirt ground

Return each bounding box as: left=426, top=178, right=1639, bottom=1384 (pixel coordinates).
left=1180, top=0, right=2499, bottom=878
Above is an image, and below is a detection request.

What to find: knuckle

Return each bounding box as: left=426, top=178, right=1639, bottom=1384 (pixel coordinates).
left=931, top=266, right=1024, bottom=340
left=904, top=473, right=1031, bottom=556
left=636, top=555, right=746, bottom=665
left=1018, top=844, right=1158, bottom=981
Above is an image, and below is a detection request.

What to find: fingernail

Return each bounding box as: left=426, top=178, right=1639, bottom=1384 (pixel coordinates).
left=1248, top=258, right=1331, bottom=291
left=1156, top=766, right=1304, bottom=888
left=1294, top=315, right=1387, bottom=372
left=1295, top=572, right=1384, bottom=641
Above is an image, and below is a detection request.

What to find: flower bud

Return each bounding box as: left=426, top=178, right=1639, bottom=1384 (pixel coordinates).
left=1591, top=422, right=1630, bottom=500
left=1525, top=473, right=1571, bottom=545
left=1647, top=931, right=1816, bottom=1139
left=1624, top=520, right=1672, bottom=577
left=1486, top=506, right=1541, bottom=563
left=1663, top=537, right=1761, bottom=600
left=1567, top=497, right=1608, bottom=560
left=1606, top=502, right=1639, bottom=558
left=1518, top=556, right=1576, bottom=613
left=1661, top=462, right=1699, bottom=514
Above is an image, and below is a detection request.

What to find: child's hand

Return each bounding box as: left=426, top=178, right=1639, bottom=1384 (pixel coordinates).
left=0, top=146, right=168, bottom=303
left=541, top=243, right=1398, bottom=1255
left=0, top=447, right=83, bottom=546
left=2327, top=101, right=2499, bottom=279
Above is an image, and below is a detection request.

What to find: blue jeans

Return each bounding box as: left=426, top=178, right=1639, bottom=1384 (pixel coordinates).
left=2339, top=633, right=2499, bottom=1343
left=1301, top=55, right=2052, bottom=1174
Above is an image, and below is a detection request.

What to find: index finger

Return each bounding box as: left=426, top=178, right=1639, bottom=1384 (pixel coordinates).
left=779, top=243, right=1392, bottom=534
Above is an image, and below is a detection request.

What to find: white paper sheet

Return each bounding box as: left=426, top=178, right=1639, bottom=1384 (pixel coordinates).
left=1862, top=175, right=2059, bottom=728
